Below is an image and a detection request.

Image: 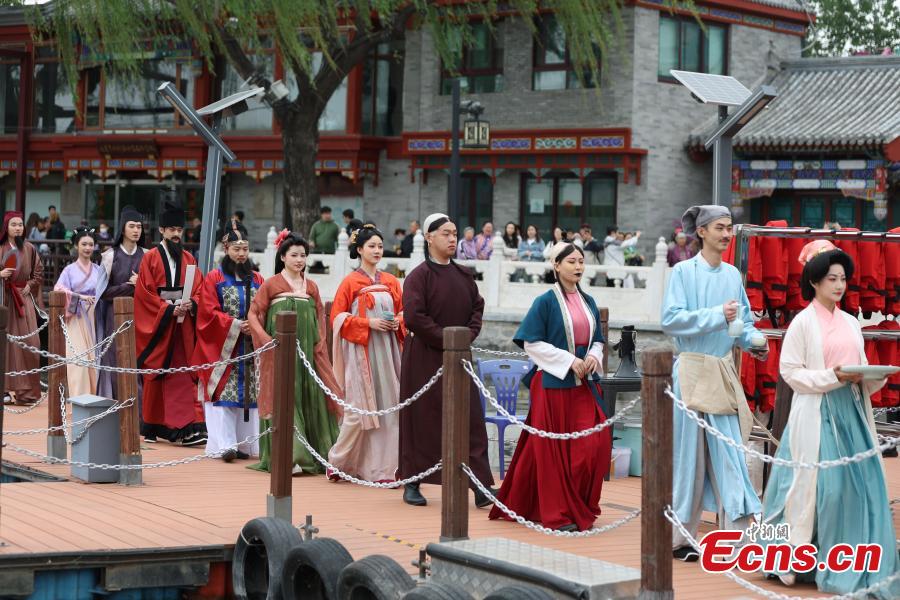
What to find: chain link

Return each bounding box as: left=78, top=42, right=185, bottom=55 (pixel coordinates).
left=663, top=506, right=900, bottom=600
left=668, top=387, right=900, bottom=470
left=7, top=320, right=134, bottom=377
left=6, top=294, right=49, bottom=341
left=59, top=315, right=121, bottom=367
left=874, top=406, right=900, bottom=415
left=293, top=426, right=441, bottom=488
left=4, top=392, right=134, bottom=440
left=296, top=340, right=441, bottom=417
left=462, top=358, right=639, bottom=439
left=470, top=346, right=528, bottom=357
left=461, top=463, right=640, bottom=537
left=3, top=428, right=273, bottom=470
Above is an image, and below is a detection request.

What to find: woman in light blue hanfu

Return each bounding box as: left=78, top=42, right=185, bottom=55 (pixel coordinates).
left=760, top=240, right=898, bottom=597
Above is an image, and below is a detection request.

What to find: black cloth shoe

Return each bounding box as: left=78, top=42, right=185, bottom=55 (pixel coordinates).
left=403, top=483, right=427, bottom=506
left=182, top=433, right=207, bottom=447
left=673, top=546, right=700, bottom=562
left=474, top=486, right=498, bottom=509
left=222, top=449, right=237, bottom=463
left=556, top=523, right=579, bottom=533
left=235, top=450, right=250, bottom=460
left=882, top=446, right=898, bottom=458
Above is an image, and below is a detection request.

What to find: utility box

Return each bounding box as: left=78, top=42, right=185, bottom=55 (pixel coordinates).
left=69, top=394, right=120, bottom=483
left=427, top=537, right=640, bottom=599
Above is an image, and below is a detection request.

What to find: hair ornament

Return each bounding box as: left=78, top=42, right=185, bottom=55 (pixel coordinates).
left=274, top=228, right=291, bottom=249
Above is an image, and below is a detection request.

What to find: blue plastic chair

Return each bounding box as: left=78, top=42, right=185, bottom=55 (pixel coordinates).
left=476, top=358, right=532, bottom=479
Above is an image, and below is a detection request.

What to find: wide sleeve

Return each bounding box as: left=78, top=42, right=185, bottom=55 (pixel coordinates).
left=467, top=275, right=484, bottom=342
left=736, top=282, right=762, bottom=351
left=402, top=268, right=445, bottom=349
left=388, top=274, right=406, bottom=344
left=308, top=279, right=344, bottom=406
left=192, top=273, right=240, bottom=364
left=660, top=266, right=728, bottom=336
left=53, top=265, right=77, bottom=316
left=332, top=277, right=370, bottom=347
left=524, top=341, right=576, bottom=380
left=779, top=318, right=842, bottom=394
left=513, top=294, right=548, bottom=347
left=133, top=252, right=177, bottom=368
left=27, top=245, right=43, bottom=297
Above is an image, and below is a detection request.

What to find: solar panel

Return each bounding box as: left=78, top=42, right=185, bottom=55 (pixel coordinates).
left=670, top=71, right=751, bottom=106
left=197, top=87, right=265, bottom=115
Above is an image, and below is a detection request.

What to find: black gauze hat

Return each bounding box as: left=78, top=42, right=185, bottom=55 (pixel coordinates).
left=159, top=193, right=185, bottom=229
left=115, top=205, right=144, bottom=246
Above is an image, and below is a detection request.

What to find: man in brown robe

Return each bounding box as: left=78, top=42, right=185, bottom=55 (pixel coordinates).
left=1, top=211, right=44, bottom=405
left=398, top=212, right=494, bottom=507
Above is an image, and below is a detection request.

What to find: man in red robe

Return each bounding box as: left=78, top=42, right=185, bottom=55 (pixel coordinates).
left=134, top=197, right=205, bottom=445
left=192, top=230, right=264, bottom=461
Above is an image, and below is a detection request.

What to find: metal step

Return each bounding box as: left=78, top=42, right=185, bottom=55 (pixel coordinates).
left=427, top=537, right=640, bottom=599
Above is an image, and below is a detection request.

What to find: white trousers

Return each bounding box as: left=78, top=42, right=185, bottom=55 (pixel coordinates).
left=203, top=403, right=260, bottom=456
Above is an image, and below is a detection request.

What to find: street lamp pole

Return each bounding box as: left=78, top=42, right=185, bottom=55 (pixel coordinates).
left=198, top=115, right=224, bottom=273
left=712, top=105, right=731, bottom=206
left=449, top=78, right=462, bottom=227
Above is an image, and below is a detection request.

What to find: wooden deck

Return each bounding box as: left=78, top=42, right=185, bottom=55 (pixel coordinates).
left=1, top=404, right=898, bottom=599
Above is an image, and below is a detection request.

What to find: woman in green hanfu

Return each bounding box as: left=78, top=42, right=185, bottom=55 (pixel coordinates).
left=248, top=230, right=342, bottom=474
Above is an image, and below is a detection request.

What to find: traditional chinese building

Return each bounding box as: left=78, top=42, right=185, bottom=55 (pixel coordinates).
left=0, top=1, right=815, bottom=248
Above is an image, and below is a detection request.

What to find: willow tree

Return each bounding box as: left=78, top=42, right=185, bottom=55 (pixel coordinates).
left=29, top=0, right=625, bottom=234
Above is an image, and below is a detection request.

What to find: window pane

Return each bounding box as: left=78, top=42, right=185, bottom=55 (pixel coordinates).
left=84, top=67, right=101, bottom=127
left=706, top=25, right=726, bottom=75
left=862, top=201, right=887, bottom=232
left=104, top=60, right=194, bottom=129
left=557, top=178, right=583, bottom=233
left=284, top=53, right=349, bottom=132
left=470, top=74, right=502, bottom=94
left=540, top=16, right=567, bottom=65
left=0, top=63, right=19, bottom=134
left=33, top=62, right=76, bottom=133
left=658, top=17, right=679, bottom=78
left=769, top=197, right=793, bottom=222
left=85, top=183, right=116, bottom=223
left=523, top=178, right=553, bottom=235
left=223, top=53, right=274, bottom=131
left=832, top=198, right=855, bottom=226
left=681, top=21, right=702, bottom=73
left=586, top=177, right=616, bottom=236
left=468, top=24, right=492, bottom=69
left=799, top=197, right=825, bottom=228
left=533, top=70, right=566, bottom=91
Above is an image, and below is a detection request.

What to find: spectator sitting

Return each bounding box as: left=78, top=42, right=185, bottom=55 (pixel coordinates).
left=388, top=228, right=406, bottom=257
left=542, top=226, right=565, bottom=259
left=473, top=221, right=493, bottom=260
left=342, top=208, right=355, bottom=235
left=456, top=227, right=478, bottom=260
left=501, top=221, right=521, bottom=260
left=517, top=225, right=545, bottom=262
left=667, top=231, right=695, bottom=266
left=97, top=222, right=112, bottom=242
left=26, top=213, right=50, bottom=255
left=46, top=205, right=66, bottom=240
left=400, top=220, right=419, bottom=257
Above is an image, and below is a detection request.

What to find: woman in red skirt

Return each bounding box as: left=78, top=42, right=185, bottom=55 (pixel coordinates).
left=488, top=242, right=612, bottom=532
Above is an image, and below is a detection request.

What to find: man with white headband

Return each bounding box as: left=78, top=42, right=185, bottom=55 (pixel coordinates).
left=661, top=204, right=768, bottom=561
left=397, top=213, right=495, bottom=507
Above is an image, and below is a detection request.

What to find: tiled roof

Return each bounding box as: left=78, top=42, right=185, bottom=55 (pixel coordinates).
left=687, top=55, right=900, bottom=152
left=746, top=0, right=809, bottom=11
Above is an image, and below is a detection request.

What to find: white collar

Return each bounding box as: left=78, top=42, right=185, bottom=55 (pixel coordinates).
left=119, top=243, right=138, bottom=256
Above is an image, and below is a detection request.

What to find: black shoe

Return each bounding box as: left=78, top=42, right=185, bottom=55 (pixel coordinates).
left=882, top=446, right=898, bottom=458
left=222, top=449, right=237, bottom=463
left=182, top=434, right=207, bottom=447
left=403, top=483, right=427, bottom=506
left=235, top=450, right=250, bottom=460
left=474, top=486, right=498, bottom=509
left=556, top=523, right=579, bottom=533
left=673, top=546, right=700, bottom=562
left=143, top=435, right=157, bottom=443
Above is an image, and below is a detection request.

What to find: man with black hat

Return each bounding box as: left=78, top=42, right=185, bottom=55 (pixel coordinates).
left=134, top=195, right=205, bottom=445
left=191, top=229, right=264, bottom=461
left=96, top=206, right=146, bottom=400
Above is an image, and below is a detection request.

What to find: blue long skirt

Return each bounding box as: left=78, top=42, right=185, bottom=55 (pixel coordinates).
left=761, top=384, right=899, bottom=598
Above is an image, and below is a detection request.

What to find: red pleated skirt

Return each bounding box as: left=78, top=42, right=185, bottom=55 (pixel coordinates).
left=488, top=371, right=612, bottom=531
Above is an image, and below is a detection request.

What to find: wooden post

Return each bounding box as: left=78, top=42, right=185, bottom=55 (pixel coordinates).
left=600, top=307, right=609, bottom=375
left=267, top=311, right=296, bottom=523
left=114, top=297, right=142, bottom=485
left=0, top=306, right=8, bottom=544
left=639, top=346, right=674, bottom=600
left=440, top=326, right=471, bottom=541
left=47, top=290, right=67, bottom=459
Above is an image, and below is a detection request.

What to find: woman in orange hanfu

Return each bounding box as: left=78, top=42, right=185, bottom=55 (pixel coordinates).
left=327, top=224, right=404, bottom=483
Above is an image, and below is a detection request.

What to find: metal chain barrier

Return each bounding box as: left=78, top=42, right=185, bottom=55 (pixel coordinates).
left=667, top=387, right=900, bottom=470
left=4, top=392, right=48, bottom=414
left=59, top=315, right=120, bottom=367
left=6, top=295, right=50, bottom=341
left=470, top=346, right=528, bottom=357
left=663, top=506, right=900, bottom=600
left=461, top=463, right=641, bottom=537
left=462, top=358, right=639, bottom=439
left=8, top=336, right=276, bottom=377
left=4, top=394, right=134, bottom=439
left=293, top=426, right=441, bottom=488
left=7, top=319, right=134, bottom=377
left=296, top=340, right=441, bottom=417
left=874, top=406, right=900, bottom=415
left=2, top=428, right=273, bottom=470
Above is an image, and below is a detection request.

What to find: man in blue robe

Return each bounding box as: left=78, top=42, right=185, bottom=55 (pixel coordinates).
left=661, top=205, right=768, bottom=561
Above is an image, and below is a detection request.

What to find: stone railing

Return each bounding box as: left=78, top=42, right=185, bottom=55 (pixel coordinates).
left=251, top=227, right=672, bottom=328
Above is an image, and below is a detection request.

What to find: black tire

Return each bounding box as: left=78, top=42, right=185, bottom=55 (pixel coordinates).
left=337, top=554, right=416, bottom=600
left=281, top=537, right=354, bottom=600
left=402, top=582, right=474, bottom=600
left=233, top=517, right=303, bottom=600
left=484, top=585, right=554, bottom=600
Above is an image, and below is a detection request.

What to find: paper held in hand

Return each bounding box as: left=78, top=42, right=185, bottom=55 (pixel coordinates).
left=177, top=264, right=196, bottom=323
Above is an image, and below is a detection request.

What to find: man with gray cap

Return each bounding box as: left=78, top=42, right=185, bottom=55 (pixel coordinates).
left=661, top=205, right=768, bottom=561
